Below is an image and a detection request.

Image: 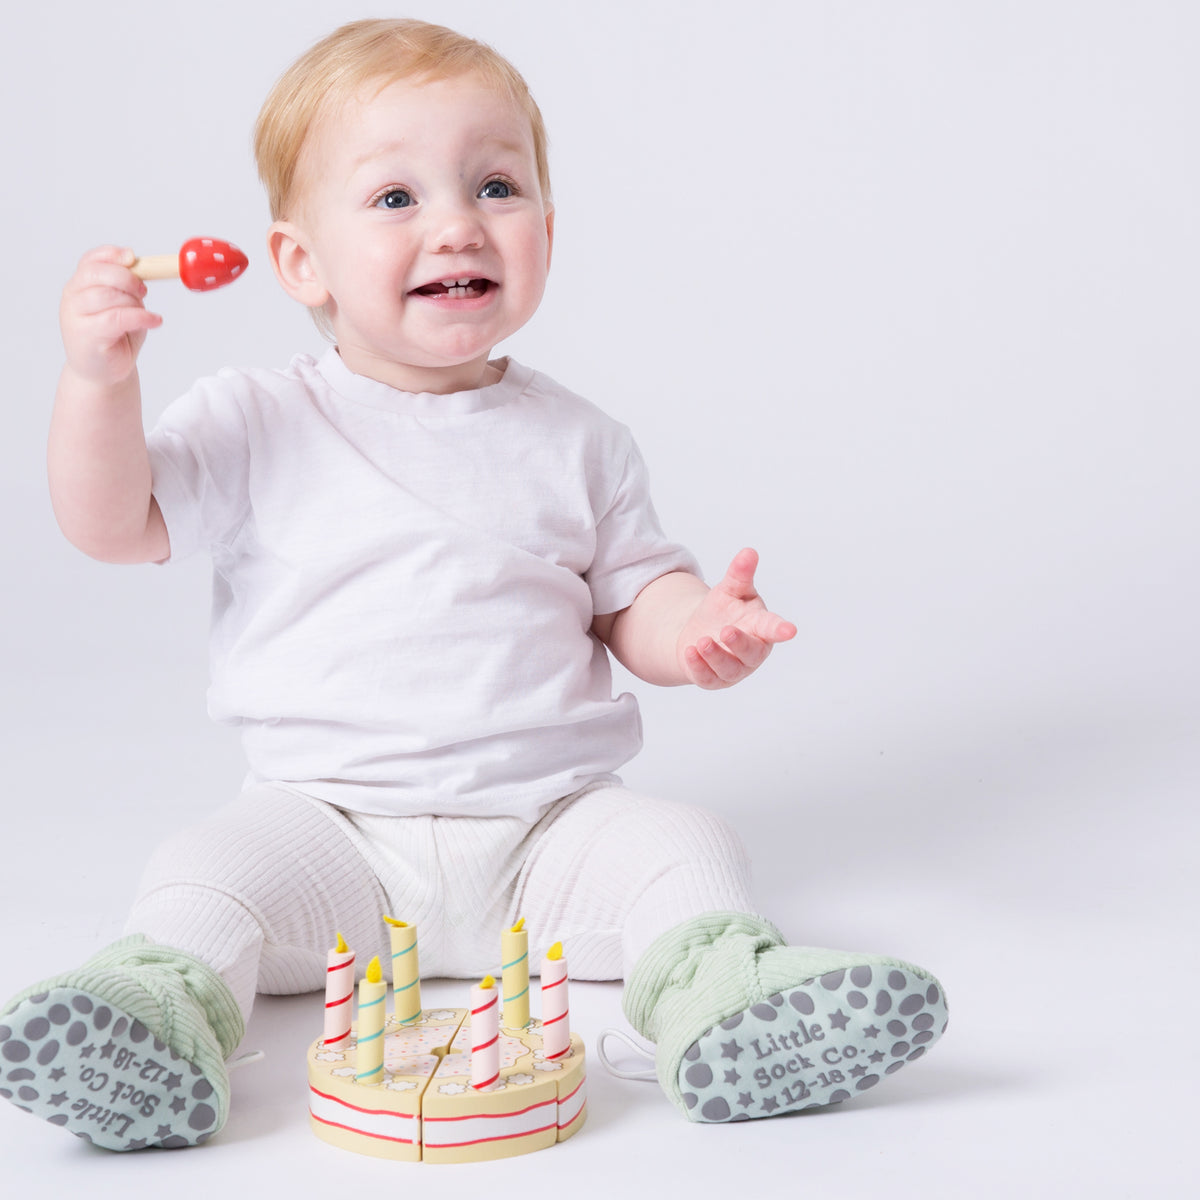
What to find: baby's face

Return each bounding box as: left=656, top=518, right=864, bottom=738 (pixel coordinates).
left=285, top=73, right=553, bottom=393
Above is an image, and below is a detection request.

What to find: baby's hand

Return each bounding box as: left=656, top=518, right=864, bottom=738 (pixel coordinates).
left=677, top=548, right=797, bottom=690
left=60, top=246, right=163, bottom=386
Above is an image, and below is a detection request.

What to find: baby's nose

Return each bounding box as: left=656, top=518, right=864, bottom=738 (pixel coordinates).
left=427, top=201, right=485, bottom=253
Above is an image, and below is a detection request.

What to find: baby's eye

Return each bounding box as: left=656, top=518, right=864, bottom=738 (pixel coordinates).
left=375, top=188, right=414, bottom=209
left=478, top=179, right=514, bottom=200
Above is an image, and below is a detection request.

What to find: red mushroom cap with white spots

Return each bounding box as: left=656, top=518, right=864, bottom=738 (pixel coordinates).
left=178, top=237, right=249, bottom=292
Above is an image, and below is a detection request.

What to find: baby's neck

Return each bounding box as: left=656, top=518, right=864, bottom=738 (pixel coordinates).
left=335, top=346, right=502, bottom=395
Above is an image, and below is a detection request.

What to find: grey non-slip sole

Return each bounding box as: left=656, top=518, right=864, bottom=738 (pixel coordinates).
left=0, top=986, right=222, bottom=1150
left=680, top=965, right=948, bottom=1122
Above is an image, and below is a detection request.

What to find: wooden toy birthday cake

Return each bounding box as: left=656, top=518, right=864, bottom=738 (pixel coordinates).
left=306, top=920, right=586, bottom=1163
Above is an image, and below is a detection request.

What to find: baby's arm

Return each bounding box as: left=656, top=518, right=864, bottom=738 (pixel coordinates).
left=48, top=246, right=170, bottom=563
left=593, top=547, right=797, bottom=689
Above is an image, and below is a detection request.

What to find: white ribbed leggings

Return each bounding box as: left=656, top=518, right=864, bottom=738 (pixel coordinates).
left=125, top=782, right=757, bottom=1023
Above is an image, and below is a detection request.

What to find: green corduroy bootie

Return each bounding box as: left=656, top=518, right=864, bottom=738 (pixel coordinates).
left=623, top=912, right=948, bottom=1123
left=0, top=934, right=243, bottom=1149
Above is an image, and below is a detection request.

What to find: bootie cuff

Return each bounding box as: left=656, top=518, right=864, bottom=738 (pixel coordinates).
left=0, top=935, right=242, bottom=1149
left=622, top=912, right=784, bottom=1041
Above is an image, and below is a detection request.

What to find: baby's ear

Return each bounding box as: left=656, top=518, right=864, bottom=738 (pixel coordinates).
left=267, top=221, right=329, bottom=308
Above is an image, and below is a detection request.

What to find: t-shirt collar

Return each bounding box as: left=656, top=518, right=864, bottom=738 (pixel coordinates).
left=316, top=347, right=533, bottom=416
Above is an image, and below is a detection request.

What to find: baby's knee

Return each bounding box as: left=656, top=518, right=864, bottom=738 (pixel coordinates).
left=133, top=799, right=306, bottom=907
left=568, top=787, right=752, bottom=882
left=640, top=796, right=751, bottom=874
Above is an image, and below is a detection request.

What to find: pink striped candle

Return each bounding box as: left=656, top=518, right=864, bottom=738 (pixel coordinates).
left=541, top=941, right=570, bottom=1061
left=470, top=975, right=500, bottom=1090
left=323, top=932, right=355, bottom=1048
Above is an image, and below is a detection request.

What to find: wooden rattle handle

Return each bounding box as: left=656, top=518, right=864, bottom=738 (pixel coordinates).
left=130, top=254, right=181, bottom=281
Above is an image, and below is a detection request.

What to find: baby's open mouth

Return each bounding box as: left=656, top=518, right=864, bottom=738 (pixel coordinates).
left=411, top=277, right=492, bottom=299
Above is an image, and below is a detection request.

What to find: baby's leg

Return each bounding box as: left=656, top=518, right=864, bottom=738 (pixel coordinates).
left=513, top=784, right=759, bottom=979
left=515, top=784, right=947, bottom=1124
left=126, top=782, right=389, bottom=1022
left=0, top=783, right=387, bottom=1150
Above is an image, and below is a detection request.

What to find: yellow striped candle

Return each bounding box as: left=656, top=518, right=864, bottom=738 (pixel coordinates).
left=470, top=975, right=501, bottom=1090
left=323, top=932, right=355, bottom=1048
left=501, top=918, right=530, bottom=1029
left=541, top=942, right=570, bottom=1061
left=384, top=916, right=421, bottom=1024
left=355, top=956, right=387, bottom=1086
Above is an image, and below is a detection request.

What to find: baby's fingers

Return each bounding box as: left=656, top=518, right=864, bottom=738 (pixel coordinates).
left=77, top=244, right=135, bottom=265
left=85, top=303, right=163, bottom=342
left=62, top=278, right=161, bottom=338
left=65, top=253, right=147, bottom=309
left=741, top=611, right=797, bottom=645
left=61, top=264, right=163, bottom=382
left=64, top=248, right=160, bottom=321
left=69, top=246, right=138, bottom=285
left=686, top=630, right=764, bottom=689
left=683, top=643, right=726, bottom=689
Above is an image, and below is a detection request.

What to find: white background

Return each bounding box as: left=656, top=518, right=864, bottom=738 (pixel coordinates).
left=1, top=1, right=1196, bottom=1195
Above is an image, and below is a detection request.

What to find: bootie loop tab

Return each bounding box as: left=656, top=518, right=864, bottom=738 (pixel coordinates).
left=596, top=1028, right=658, bottom=1082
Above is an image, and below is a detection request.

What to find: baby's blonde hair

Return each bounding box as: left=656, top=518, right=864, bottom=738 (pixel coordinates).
left=254, top=18, right=552, bottom=220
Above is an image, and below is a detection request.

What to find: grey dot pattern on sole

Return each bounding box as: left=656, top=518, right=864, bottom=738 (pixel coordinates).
left=0, top=987, right=219, bottom=1150
left=679, top=965, right=948, bottom=1122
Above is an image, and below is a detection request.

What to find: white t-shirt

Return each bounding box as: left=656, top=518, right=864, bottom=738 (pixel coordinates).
left=148, top=350, right=699, bottom=820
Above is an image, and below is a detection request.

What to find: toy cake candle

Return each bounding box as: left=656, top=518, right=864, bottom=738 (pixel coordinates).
left=323, top=932, right=355, bottom=1048
left=307, top=919, right=586, bottom=1162
left=541, top=942, right=570, bottom=1061
left=355, top=957, right=387, bottom=1085
left=501, top=918, right=530, bottom=1029
left=384, top=916, right=421, bottom=1023
left=470, top=975, right=501, bottom=1090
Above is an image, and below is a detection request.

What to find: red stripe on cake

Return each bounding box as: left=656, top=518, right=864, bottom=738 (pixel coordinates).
left=310, top=1111, right=416, bottom=1145
left=431, top=1122, right=558, bottom=1147
left=309, top=1085, right=416, bottom=1120
left=427, top=1096, right=556, bottom=1123
left=559, top=1100, right=587, bottom=1131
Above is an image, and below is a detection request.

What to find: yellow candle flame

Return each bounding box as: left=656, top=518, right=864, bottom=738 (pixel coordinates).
left=480, top=974, right=496, bottom=990
left=511, top=917, right=526, bottom=933
left=381, top=915, right=409, bottom=928
left=366, top=956, right=382, bottom=984
left=546, top=942, right=563, bottom=961
left=334, top=931, right=348, bottom=954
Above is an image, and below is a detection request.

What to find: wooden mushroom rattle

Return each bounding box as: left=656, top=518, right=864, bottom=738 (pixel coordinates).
left=131, top=236, right=248, bottom=292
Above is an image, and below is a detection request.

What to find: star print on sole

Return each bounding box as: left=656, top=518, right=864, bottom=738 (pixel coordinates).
left=0, top=935, right=243, bottom=1150
left=680, top=964, right=946, bottom=1121
left=623, top=912, right=948, bottom=1123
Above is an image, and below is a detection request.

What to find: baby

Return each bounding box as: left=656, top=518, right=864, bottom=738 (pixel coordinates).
left=2, top=19, right=945, bottom=1150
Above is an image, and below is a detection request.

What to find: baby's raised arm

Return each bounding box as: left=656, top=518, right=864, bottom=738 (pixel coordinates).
left=48, top=246, right=169, bottom=563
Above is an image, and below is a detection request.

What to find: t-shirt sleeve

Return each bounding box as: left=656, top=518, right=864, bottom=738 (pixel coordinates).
left=586, top=437, right=702, bottom=615
left=146, top=373, right=251, bottom=562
